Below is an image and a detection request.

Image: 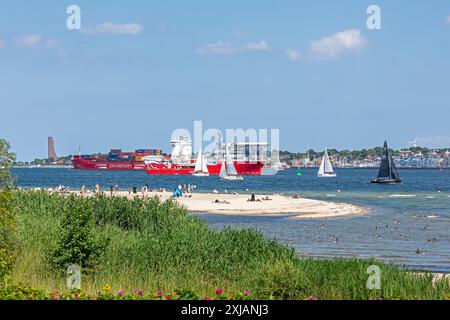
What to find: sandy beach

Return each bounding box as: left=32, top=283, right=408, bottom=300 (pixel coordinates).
left=109, top=191, right=365, bottom=219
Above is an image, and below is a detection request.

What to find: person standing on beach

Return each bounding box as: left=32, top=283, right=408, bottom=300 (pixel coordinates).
left=109, top=184, right=114, bottom=196
left=95, top=184, right=100, bottom=193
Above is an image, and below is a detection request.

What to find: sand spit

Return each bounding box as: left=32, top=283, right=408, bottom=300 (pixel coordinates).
left=109, top=191, right=365, bottom=220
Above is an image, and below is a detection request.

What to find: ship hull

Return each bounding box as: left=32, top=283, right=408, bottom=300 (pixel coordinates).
left=72, top=158, right=146, bottom=171
left=147, top=162, right=264, bottom=175
left=371, top=179, right=401, bottom=184
left=73, top=157, right=264, bottom=175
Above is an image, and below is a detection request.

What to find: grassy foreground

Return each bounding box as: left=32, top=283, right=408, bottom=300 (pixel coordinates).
left=3, top=191, right=449, bottom=300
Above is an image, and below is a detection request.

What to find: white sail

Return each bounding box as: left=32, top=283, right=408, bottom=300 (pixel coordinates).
left=201, top=154, right=208, bottom=173
left=193, top=149, right=209, bottom=176
left=318, top=149, right=335, bottom=177
left=194, top=149, right=203, bottom=173
left=225, top=148, right=238, bottom=176
left=323, top=150, right=334, bottom=173
left=318, top=157, right=325, bottom=175
left=271, top=151, right=281, bottom=169
left=219, top=160, right=227, bottom=179
left=219, top=147, right=243, bottom=180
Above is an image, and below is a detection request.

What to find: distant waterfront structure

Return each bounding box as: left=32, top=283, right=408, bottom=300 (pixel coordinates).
left=48, top=137, right=58, bottom=161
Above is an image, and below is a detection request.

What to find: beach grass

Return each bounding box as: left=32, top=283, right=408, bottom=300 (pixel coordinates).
left=5, top=190, right=450, bottom=300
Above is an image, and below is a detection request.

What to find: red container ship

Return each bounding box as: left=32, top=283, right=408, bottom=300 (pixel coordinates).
left=72, top=148, right=160, bottom=171
left=72, top=138, right=268, bottom=175
left=72, top=155, right=148, bottom=171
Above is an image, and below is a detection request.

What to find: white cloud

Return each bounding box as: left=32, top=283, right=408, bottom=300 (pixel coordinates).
left=81, top=22, right=143, bottom=35
left=196, top=41, right=235, bottom=55
left=196, top=40, right=269, bottom=55
left=14, top=34, right=43, bottom=48
left=286, top=49, right=301, bottom=61
left=13, top=34, right=66, bottom=56
left=309, top=29, right=367, bottom=60
left=246, top=41, right=269, bottom=51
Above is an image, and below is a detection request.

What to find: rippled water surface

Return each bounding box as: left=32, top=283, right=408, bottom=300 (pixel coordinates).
left=12, top=168, right=450, bottom=272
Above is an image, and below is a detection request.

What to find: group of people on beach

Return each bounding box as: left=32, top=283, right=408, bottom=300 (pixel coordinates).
left=172, top=184, right=196, bottom=198
left=76, top=182, right=200, bottom=198
left=80, top=184, right=103, bottom=194
left=246, top=194, right=273, bottom=202
left=125, top=184, right=151, bottom=196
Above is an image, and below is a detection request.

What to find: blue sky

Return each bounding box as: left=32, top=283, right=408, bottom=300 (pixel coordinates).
left=1, top=1, right=450, bottom=160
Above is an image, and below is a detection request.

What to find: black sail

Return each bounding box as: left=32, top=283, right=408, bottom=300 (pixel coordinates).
left=376, top=141, right=391, bottom=179
left=389, top=153, right=401, bottom=180
left=374, top=141, right=401, bottom=182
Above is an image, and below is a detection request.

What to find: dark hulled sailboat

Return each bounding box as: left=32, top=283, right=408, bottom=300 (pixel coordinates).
left=371, top=141, right=401, bottom=184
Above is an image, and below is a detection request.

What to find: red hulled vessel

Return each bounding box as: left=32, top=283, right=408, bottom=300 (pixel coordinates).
left=146, top=161, right=264, bottom=175
left=72, top=155, right=147, bottom=171
left=72, top=137, right=269, bottom=175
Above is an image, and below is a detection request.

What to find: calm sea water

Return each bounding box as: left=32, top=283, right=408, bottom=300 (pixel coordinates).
left=12, top=168, right=450, bottom=272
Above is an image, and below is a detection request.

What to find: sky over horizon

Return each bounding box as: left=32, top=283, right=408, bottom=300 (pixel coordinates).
left=1, top=1, right=450, bottom=161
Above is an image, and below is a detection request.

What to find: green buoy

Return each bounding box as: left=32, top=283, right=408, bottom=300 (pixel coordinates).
left=296, top=168, right=302, bottom=176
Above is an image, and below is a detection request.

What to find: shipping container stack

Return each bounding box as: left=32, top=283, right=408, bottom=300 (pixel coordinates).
left=108, top=149, right=121, bottom=162
left=105, top=148, right=163, bottom=162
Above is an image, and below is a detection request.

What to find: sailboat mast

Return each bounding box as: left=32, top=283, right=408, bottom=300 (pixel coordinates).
left=386, top=144, right=392, bottom=180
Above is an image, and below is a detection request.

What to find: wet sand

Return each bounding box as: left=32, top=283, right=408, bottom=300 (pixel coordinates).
left=112, top=191, right=365, bottom=219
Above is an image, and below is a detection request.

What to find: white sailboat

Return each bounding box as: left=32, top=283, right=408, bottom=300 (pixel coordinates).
left=219, top=148, right=243, bottom=181
left=192, top=149, right=209, bottom=177
left=271, top=150, right=283, bottom=171
left=318, top=149, right=336, bottom=177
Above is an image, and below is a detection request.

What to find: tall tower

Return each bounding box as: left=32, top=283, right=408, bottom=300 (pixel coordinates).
left=48, top=137, right=58, bottom=161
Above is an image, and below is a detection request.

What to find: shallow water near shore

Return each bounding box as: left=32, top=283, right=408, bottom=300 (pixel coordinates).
left=12, top=167, right=450, bottom=272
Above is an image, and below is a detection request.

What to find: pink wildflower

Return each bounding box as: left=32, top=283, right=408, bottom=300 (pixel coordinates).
left=133, top=290, right=144, bottom=296
left=216, top=288, right=223, bottom=295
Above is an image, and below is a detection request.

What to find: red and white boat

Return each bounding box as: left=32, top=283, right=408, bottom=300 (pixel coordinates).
left=146, top=161, right=264, bottom=175
left=145, top=137, right=266, bottom=175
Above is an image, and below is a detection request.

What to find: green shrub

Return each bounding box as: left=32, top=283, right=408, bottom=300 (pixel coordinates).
left=48, top=195, right=109, bottom=273
left=0, top=139, right=17, bottom=283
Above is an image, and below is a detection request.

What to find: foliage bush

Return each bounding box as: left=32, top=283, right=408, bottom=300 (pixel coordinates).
left=47, top=195, right=109, bottom=272
left=0, top=139, right=17, bottom=283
